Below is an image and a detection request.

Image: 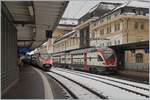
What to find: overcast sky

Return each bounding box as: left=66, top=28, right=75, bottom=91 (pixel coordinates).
left=62, top=0, right=148, bottom=19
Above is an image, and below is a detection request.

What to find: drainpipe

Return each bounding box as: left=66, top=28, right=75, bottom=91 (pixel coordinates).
left=125, top=18, right=129, bottom=69
left=126, top=18, right=129, bottom=43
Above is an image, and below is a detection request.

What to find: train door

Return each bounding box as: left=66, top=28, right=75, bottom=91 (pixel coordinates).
left=116, top=49, right=125, bottom=70
left=71, top=54, right=73, bottom=64
left=64, top=54, right=66, bottom=64
left=84, top=52, right=88, bottom=71
left=59, top=55, right=61, bottom=63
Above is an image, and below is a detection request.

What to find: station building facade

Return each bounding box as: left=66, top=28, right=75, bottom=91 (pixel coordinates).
left=48, top=24, right=75, bottom=53
left=38, top=23, right=77, bottom=53
left=90, top=1, right=149, bottom=72
left=53, top=2, right=120, bottom=52
left=53, top=30, right=80, bottom=53
left=53, top=1, right=149, bottom=72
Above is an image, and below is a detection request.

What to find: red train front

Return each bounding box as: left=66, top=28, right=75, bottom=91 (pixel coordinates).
left=96, top=47, right=117, bottom=74
left=38, top=53, right=53, bottom=71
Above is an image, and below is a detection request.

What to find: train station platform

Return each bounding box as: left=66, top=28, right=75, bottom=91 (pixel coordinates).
left=2, top=65, right=68, bottom=99
left=2, top=65, right=46, bottom=99
left=118, top=70, right=149, bottom=83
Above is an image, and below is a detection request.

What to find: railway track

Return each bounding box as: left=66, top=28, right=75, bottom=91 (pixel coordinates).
left=52, top=68, right=149, bottom=98
left=56, top=68, right=149, bottom=90
left=47, top=72, right=78, bottom=99
left=47, top=71, right=108, bottom=99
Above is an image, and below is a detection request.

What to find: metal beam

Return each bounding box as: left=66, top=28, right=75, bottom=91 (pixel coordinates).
left=52, top=1, right=69, bottom=31
left=18, top=40, right=47, bottom=42
left=61, top=17, right=78, bottom=20
left=18, top=39, right=35, bottom=42
left=14, top=20, right=34, bottom=24
left=109, top=41, right=149, bottom=50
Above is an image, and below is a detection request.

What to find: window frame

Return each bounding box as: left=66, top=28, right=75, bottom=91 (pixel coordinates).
left=136, top=53, right=143, bottom=63
left=134, top=22, right=138, bottom=29
left=140, top=23, right=144, bottom=30
left=97, top=55, right=103, bottom=61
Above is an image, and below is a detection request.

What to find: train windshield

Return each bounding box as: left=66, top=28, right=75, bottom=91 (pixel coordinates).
left=103, top=50, right=115, bottom=60
left=40, top=54, right=50, bottom=59
left=97, top=55, right=103, bottom=61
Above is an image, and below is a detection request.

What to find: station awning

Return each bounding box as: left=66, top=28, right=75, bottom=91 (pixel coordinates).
left=109, top=41, right=149, bottom=51
left=4, top=1, right=68, bottom=49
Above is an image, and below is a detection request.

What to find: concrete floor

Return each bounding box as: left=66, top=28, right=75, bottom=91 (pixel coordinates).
left=2, top=65, right=68, bottom=99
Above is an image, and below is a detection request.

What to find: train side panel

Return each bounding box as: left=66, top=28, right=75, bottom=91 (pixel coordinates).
left=52, top=47, right=117, bottom=74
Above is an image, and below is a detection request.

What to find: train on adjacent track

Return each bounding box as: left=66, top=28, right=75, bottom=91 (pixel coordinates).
left=38, top=53, right=53, bottom=71
left=52, top=47, right=117, bottom=74
left=28, top=53, right=53, bottom=71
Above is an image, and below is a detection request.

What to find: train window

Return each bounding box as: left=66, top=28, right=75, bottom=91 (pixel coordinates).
left=103, top=43, right=104, bottom=46
left=118, top=40, right=120, bottom=44
left=40, top=53, right=50, bottom=60
left=140, top=24, right=144, bottom=30
left=134, top=22, right=138, bottom=29
left=97, top=55, right=103, bottom=61
left=114, top=40, right=117, bottom=45
left=104, top=50, right=115, bottom=60
left=89, top=57, right=92, bottom=61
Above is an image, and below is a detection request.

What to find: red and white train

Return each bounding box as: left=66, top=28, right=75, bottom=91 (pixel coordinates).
left=38, top=53, right=53, bottom=71
left=52, top=47, right=117, bottom=74
left=30, top=53, right=53, bottom=71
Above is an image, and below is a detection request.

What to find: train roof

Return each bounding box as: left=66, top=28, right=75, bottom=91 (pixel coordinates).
left=70, top=46, right=111, bottom=54
left=51, top=46, right=112, bottom=55
left=52, top=52, right=65, bottom=56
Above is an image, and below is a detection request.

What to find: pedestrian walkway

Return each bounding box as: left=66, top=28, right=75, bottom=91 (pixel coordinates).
left=2, top=65, right=52, bottom=99
left=118, top=70, right=149, bottom=83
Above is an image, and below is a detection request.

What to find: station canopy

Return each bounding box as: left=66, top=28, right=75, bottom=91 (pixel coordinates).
left=4, top=1, right=68, bottom=49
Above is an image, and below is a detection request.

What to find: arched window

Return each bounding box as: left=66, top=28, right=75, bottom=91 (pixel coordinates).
left=140, top=24, right=144, bottom=30
left=134, top=22, right=138, bottom=29
left=136, top=53, right=143, bottom=63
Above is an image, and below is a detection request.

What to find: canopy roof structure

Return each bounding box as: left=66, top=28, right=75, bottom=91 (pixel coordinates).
left=4, top=1, right=68, bottom=49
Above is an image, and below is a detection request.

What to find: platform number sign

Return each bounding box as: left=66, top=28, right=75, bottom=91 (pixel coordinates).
left=144, top=48, right=149, bottom=53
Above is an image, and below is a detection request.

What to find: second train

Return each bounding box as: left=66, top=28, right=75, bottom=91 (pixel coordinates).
left=52, top=47, right=117, bottom=74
